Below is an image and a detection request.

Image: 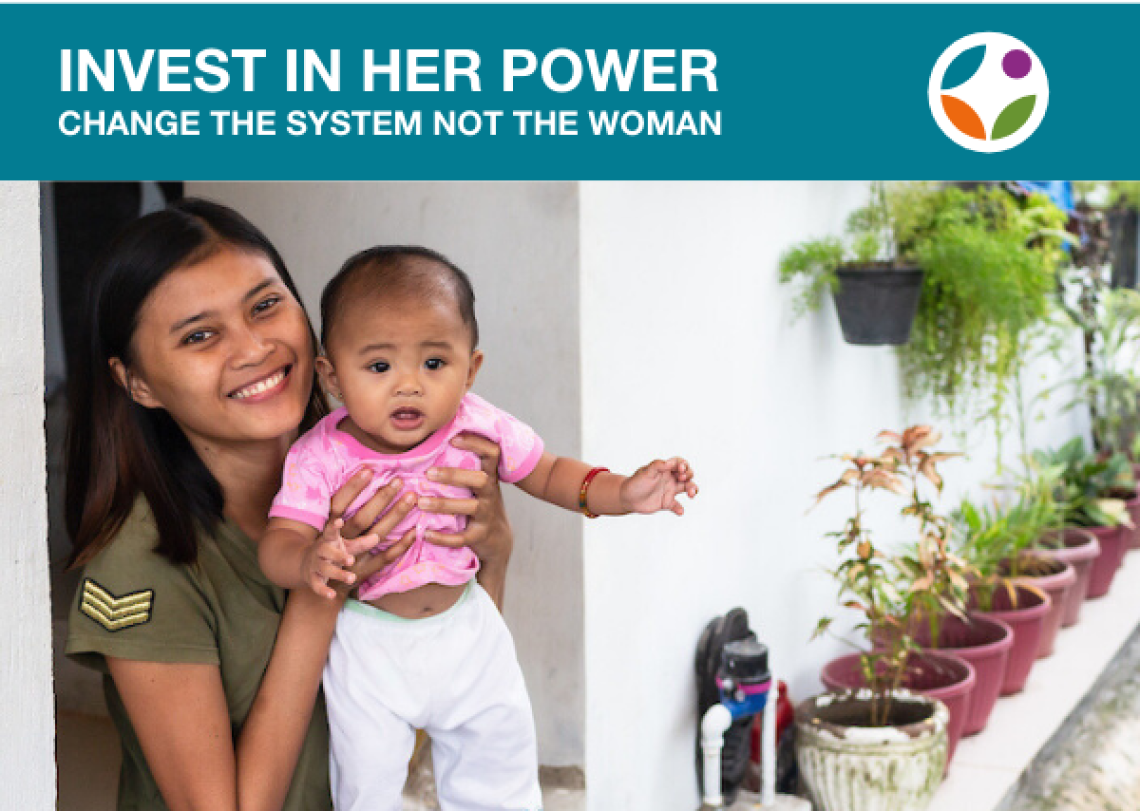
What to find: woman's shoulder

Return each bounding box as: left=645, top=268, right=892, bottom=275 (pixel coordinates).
left=66, top=496, right=220, bottom=668
left=81, top=497, right=172, bottom=576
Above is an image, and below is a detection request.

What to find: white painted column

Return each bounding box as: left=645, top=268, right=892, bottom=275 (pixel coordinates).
left=0, top=182, right=53, bottom=808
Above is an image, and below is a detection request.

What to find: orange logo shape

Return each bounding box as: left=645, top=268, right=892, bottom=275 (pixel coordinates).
left=941, top=95, right=986, bottom=140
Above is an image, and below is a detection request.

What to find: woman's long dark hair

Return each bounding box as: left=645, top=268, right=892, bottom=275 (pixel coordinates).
left=65, top=198, right=328, bottom=568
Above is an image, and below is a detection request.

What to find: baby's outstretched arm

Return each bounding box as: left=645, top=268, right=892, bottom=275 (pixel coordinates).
left=516, top=453, right=698, bottom=517
left=260, top=517, right=376, bottom=599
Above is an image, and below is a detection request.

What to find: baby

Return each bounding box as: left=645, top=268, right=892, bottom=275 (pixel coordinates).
left=259, top=246, right=697, bottom=810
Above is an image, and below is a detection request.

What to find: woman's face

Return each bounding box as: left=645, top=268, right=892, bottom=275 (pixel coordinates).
left=122, top=247, right=315, bottom=451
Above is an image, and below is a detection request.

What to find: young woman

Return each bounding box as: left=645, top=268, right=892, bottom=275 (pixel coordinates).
left=64, top=198, right=515, bottom=811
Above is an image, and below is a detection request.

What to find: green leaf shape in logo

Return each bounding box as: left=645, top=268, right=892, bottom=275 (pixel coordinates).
left=991, top=95, right=1036, bottom=141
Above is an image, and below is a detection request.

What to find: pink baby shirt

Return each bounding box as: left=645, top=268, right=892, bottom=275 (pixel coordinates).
left=270, top=393, right=544, bottom=602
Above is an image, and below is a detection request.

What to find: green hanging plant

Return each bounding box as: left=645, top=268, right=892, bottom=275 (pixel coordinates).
left=897, top=184, right=1069, bottom=420
left=778, top=183, right=1068, bottom=422
left=777, top=180, right=903, bottom=318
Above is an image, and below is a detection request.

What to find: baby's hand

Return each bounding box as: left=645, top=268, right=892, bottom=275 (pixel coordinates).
left=619, top=457, right=699, bottom=516
left=301, top=518, right=359, bottom=599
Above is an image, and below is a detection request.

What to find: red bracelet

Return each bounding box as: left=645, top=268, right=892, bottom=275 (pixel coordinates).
left=578, top=467, right=609, bottom=519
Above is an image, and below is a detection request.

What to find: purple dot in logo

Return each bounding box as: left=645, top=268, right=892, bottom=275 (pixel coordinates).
left=1003, top=49, right=1031, bottom=79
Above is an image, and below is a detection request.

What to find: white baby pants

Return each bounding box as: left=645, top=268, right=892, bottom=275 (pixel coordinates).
left=323, top=582, right=543, bottom=811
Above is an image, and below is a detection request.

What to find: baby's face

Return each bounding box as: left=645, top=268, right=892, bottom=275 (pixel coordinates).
left=321, top=295, right=481, bottom=454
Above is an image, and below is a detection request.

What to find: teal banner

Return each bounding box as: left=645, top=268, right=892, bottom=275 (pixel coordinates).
left=0, top=4, right=1123, bottom=179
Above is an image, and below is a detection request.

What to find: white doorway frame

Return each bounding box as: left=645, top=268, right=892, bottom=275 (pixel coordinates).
left=0, top=182, right=54, bottom=809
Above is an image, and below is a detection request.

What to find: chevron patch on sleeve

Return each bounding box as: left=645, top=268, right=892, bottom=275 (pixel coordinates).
left=80, top=578, right=154, bottom=632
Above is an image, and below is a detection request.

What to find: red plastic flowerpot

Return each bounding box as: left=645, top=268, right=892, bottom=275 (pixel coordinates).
left=1007, top=558, right=1076, bottom=659
left=821, top=650, right=975, bottom=765
left=1127, top=495, right=1140, bottom=551
left=1086, top=525, right=1128, bottom=598
left=912, top=613, right=1012, bottom=736
left=969, top=585, right=1050, bottom=696
left=1038, top=529, right=1100, bottom=627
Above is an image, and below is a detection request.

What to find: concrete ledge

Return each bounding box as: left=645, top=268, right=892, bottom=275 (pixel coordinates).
left=1000, top=620, right=1140, bottom=808
left=928, top=548, right=1140, bottom=811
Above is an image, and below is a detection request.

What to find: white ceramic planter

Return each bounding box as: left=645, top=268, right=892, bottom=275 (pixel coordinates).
left=795, top=690, right=948, bottom=811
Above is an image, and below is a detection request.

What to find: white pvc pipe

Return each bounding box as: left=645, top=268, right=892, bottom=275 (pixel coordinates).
left=700, top=703, right=733, bottom=807
left=761, top=676, right=777, bottom=807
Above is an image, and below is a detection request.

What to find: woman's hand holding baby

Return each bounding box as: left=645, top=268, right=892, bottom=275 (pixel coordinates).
left=421, top=432, right=515, bottom=608
left=262, top=472, right=420, bottom=601
left=317, top=473, right=420, bottom=600
left=619, top=457, right=699, bottom=516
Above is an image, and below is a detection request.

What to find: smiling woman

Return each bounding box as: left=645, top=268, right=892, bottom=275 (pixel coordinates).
left=109, top=250, right=314, bottom=459
left=64, top=202, right=326, bottom=567
left=60, top=198, right=518, bottom=811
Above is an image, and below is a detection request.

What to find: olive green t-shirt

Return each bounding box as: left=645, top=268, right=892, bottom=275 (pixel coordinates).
left=65, top=499, right=332, bottom=811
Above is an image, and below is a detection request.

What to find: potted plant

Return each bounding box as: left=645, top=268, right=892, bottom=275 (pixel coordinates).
left=1018, top=460, right=1100, bottom=629
left=1035, top=438, right=1135, bottom=598
left=990, top=494, right=1075, bottom=659
left=885, top=431, right=1012, bottom=739
left=954, top=496, right=1059, bottom=696
left=778, top=181, right=925, bottom=345
left=795, top=692, right=948, bottom=811
left=1051, top=245, right=1140, bottom=549
left=1036, top=526, right=1100, bottom=627
left=897, top=183, right=1069, bottom=422
left=1055, top=283, right=1140, bottom=550
left=908, top=608, right=1011, bottom=738
left=798, top=426, right=973, bottom=811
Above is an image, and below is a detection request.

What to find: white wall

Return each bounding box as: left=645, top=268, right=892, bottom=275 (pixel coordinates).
left=578, top=182, right=1086, bottom=809
left=0, top=182, right=53, bottom=808
left=189, top=182, right=587, bottom=767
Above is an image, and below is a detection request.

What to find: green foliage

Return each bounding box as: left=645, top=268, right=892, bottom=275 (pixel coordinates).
left=1033, top=438, right=1136, bottom=528
left=812, top=426, right=968, bottom=726
left=898, top=185, right=1069, bottom=419
left=1109, top=182, right=1140, bottom=211
left=952, top=485, right=1054, bottom=608
left=1074, top=180, right=1140, bottom=211
left=778, top=182, right=1068, bottom=425
left=1052, top=287, right=1140, bottom=455
left=1019, top=458, right=1068, bottom=540
left=777, top=237, right=844, bottom=317
left=777, top=181, right=907, bottom=317
left=952, top=457, right=1069, bottom=610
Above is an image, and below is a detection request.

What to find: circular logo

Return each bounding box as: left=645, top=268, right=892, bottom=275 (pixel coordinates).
left=929, top=33, right=1048, bottom=153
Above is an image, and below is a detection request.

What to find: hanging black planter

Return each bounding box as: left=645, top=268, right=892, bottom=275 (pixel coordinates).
left=833, top=264, right=925, bottom=346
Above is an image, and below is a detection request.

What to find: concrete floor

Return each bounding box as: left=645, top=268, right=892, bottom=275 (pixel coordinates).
left=1000, top=621, right=1140, bottom=811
